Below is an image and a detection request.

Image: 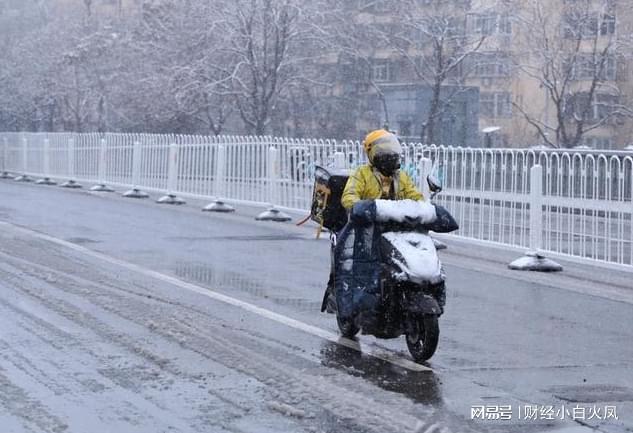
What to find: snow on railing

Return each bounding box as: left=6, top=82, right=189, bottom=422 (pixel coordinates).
left=1, top=131, right=631, bottom=268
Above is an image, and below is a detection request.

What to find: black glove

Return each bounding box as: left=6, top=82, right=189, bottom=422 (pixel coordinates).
left=350, top=200, right=377, bottom=226
left=423, top=204, right=459, bottom=233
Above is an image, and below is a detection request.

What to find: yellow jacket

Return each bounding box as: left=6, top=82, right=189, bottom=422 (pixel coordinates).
left=341, top=165, right=424, bottom=209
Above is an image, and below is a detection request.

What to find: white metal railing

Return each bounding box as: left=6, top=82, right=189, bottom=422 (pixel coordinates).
left=1, top=132, right=632, bottom=268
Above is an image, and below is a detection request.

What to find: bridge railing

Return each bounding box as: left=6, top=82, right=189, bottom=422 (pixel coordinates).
left=1, top=132, right=632, bottom=268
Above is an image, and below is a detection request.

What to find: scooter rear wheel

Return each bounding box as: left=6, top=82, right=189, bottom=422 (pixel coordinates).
left=406, top=315, right=439, bottom=362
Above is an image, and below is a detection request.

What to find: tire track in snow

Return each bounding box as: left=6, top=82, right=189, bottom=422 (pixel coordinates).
left=0, top=221, right=431, bottom=373
left=0, top=256, right=251, bottom=433
left=0, top=366, right=68, bottom=433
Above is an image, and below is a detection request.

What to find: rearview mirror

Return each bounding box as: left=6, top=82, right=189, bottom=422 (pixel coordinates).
left=427, top=174, right=442, bottom=193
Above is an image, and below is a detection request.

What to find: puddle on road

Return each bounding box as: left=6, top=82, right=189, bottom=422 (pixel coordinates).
left=176, top=263, right=450, bottom=417
left=174, top=262, right=321, bottom=312
left=547, top=384, right=633, bottom=403
left=176, top=262, right=268, bottom=298
left=319, top=340, right=444, bottom=406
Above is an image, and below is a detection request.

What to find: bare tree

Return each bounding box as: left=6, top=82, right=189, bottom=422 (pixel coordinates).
left=390, top=0, right=488, bottom=143
left=217, top=0, right=327, bottom=135
left=54, top=15, right=129, bottom=132
left=133, top=0, right=236, bottom=134
left=324, top=4, right=395, bottom=131
left=83, top=0, right=92, bottom=17
left=514, top=0, right=633, bottom=148
left=0, top=0, right=55, bottom=130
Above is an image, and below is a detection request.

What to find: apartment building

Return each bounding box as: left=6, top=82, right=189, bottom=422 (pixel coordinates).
left=330, top=0, right=633, bottom=149
left=56, top=0, right=137, bottom=17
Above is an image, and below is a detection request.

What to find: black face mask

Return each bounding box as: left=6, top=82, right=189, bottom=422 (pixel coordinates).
left=373, top=153, right=401, bottom=177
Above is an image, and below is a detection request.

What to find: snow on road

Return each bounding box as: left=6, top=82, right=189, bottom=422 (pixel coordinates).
left=0, top=180, right=632, bottom=433
left=0, top=224, right=449, bottom=433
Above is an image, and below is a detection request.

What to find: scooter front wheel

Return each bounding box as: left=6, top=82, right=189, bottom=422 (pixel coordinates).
left=406, top=315, right=439, bottom=362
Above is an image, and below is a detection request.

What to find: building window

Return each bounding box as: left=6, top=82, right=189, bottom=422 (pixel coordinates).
left=472, top=53, right=511, bottom=78
left=563, top=13, right=598, bottom=38
left=568, top=54, right=617, bottom=81
left=565, top=92, right=618, bottom=121
left=481, top=92, right=512, bottom=118
left=370, top=60, right=393, bottom=83
left=564, top=12, right=615, bottom=39
left=474, top=13, right=497, bottom=35
left=593, top=93, right=618, bottom=121
left=602, top=55, right=617, bottom=80
left=583, top=136, right=614, bottom=149
left=498, top=14, right=512, bottom=35
left=473, top=13, right=512, bottom=36
left=601, top=14, right=616, bottom=36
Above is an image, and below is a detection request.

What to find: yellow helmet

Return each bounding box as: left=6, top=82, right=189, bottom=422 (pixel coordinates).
left=362, top=129, right=402, bottom=164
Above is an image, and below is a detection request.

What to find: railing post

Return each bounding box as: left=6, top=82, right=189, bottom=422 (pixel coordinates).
left=90, top=138, right=114, bottom=192
left=270, top=146, right=280, bottom=204
left=333, top=151, right=346, bottom=170
left=418, top=157, right=434, bottom=200
left=204, top=144, right=235, bottom=212
left=1, top=137, right=12, bottom=178
left=36, top=138, right=56, bottom=185
left=214, top=144, right=226, bottom=198
left=509, top=164, right=562, bottom=271
left=529, top=165, right=543, bottom=252
left=256, top=144, right=291, bottom=222
left=61, top=138, right=82, bottom=188
left=123, top=140, right=149, bottom=198
left=157, top=142, right=185, bottom=205
left=15, top=136, right=32, bottom=182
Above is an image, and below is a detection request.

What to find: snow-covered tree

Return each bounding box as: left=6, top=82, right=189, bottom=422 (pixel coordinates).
left=131, top=0, right=236, bottom=134
left=514, top=0, right=633, bottom=148
left=323, top=3, right=395, bottom=131
left=216, top=0, right=328, bottom=135
left=390, top=0, right=489, bottom=143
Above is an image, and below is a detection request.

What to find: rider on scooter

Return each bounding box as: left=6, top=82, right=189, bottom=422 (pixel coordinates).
left=324, top=130, right=428, bottom=325
left=342, top=129, right=424, bottom=208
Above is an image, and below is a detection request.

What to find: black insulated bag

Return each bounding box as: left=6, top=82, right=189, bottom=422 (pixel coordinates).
left=310, top=166, right=350, bottom=234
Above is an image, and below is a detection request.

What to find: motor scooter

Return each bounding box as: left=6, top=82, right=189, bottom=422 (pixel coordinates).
left=322, top=175, right=457, bottom=362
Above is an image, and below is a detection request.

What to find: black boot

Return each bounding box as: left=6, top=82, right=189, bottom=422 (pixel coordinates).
left=436, top=281, right=446, bottom=314
left=320, top=273, right=336, bottom=314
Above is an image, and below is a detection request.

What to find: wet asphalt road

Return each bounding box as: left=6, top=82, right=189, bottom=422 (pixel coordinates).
left=0, top=179, right=632, bottom=433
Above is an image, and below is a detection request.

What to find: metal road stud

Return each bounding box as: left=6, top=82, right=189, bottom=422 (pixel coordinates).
left=157, top=194, right=186, bottom=205
left=123, top=188, right=149, bottom=199
left=508, top=250, right=563, bottom=272
left=256, top=207, right=291, bottom=222
left=203, top=200, right=235, bottom=213
left=61, top=180, right=82, bottom=189
left=90, top=184, right=114, bottom=192
left=36, top=177, right=57, bottom=185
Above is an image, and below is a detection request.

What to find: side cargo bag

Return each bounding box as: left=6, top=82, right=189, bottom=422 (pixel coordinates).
left=309, top=166, right=350, bottom=236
